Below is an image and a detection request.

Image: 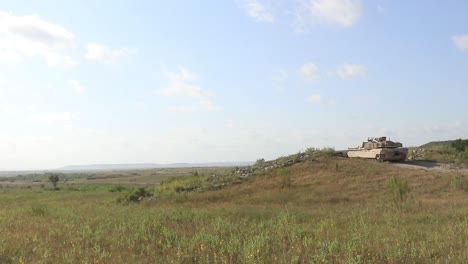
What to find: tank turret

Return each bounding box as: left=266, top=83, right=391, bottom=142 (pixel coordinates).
left=360, top=137, right=403, bottom=150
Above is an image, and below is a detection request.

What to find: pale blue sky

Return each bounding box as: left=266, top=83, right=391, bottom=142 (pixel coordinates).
left=0, top=0, right=467, bottom=170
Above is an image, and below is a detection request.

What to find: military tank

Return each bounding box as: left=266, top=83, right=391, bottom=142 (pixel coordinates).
left=346, top=137, right=408, bottom=162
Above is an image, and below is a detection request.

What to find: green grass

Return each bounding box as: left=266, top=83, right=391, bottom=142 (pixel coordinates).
left=419, top=140, right=457, bottom=149
left=414, top=138, right=468, bottom=164
left=1, top=157, right=467, bottom=263
left=419, top=145, right=468, bottom=164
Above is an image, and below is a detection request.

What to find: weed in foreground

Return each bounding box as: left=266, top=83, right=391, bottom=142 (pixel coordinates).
left=386, top=176, right=410, bottom=212
left=30, top=204, right=49, bottom=217
left=452, top=174, right=468, bottom=192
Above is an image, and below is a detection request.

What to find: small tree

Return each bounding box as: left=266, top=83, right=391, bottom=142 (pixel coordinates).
left=48, top=173, right=60, bottom=189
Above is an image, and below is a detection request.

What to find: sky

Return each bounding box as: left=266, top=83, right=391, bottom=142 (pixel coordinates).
left=0, top=0, right=467, bottom=170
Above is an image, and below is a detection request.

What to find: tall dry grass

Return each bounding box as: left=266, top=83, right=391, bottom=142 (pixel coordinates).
left=1, top=157, right=467, bottom=263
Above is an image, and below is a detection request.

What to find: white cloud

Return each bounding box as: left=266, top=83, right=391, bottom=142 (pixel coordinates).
left=0, top=10, right=77, bottom=66
left=85, top=43, right=136, bottom=64
left=70, top=80, right=85, bottom=93
left=32, top=112, right=73, bottom=124
left=161, top=68, right=216, bottom=112
left=309, top=0, right=362, bottom=27
left=306, top=94, right=322, bottom=103
left=299, top=63, right=319, bottom=81
left=336, top=64, right=367, bottom=79
left=452, top=35, right=468, bottom=52
left=242, top=0, right=275, bottom=23
left=161, top=69, right=211, bottom=100
left=306, top=94, right=335, bottom=105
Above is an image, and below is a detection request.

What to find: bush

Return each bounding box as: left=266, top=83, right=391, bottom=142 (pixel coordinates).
left=109, top=185, right=129, bottom=192
left=116, top=187, right=154, bottom=204
left=159, top=175, right=205, bottom=193
left=455, top=149, right=468, bottom=164
left=254, top=158, right=266, bottom=168
left=304, top=147, right=317, bottom=155
left=278, top=168, right=292, bottom=188
left=386, top=176, right=410, bottom=211
left=451, top=138, right=468, bottom=152
left=304, top=147, right=335, bottom=157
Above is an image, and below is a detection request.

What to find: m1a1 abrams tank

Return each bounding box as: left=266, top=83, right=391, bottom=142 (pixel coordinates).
left=347, top=137, right=408, bottom=162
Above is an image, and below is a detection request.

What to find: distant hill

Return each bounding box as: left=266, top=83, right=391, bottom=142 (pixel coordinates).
left=419, top=139, right=467, bottom=149
left=57, top=162, right=254, bottom=171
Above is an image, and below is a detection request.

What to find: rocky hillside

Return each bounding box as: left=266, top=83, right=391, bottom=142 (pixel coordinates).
left=157, top=148, right=335, bottom=193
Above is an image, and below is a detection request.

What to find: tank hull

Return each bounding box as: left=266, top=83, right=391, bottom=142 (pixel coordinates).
left=347, top=148, right=408, bottom=161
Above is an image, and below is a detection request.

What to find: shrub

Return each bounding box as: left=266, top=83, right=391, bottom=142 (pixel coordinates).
left=109, top=185, right=129, bottom=192
left=116, top=187, right=154, bottom=204
left=159, top=175, right=205, bottom=193
left=304, top=147, right=317, bottom=155
left=254, top=158, right=266, bottom=167
left=386, top=176, right=410, bottom=211
left=278, top=168, right=292, bottom=188
left=304, top=147, right=335, bottom=157
left=451, top=138, right=468, bottom=152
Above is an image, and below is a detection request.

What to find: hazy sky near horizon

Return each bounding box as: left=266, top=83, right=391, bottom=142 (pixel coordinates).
left=0, top=0, right=467, bottom=170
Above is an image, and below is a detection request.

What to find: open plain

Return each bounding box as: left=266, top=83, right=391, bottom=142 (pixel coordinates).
left=1, top=153, right=467, bottom=263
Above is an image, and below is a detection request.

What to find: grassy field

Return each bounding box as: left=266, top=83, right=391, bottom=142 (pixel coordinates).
left=410, top=138, right=468, bottom=165
left=1, top=156, right=468, bottom=263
